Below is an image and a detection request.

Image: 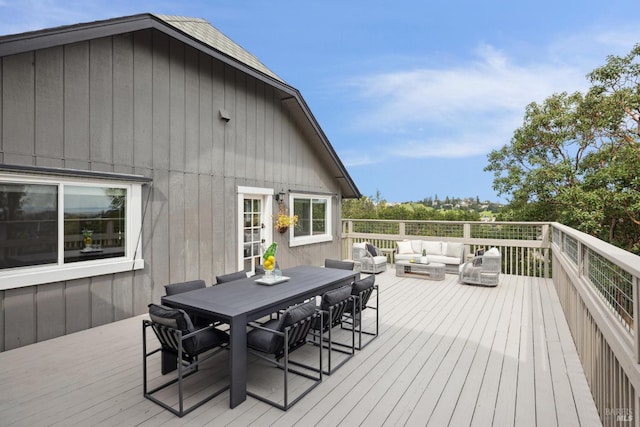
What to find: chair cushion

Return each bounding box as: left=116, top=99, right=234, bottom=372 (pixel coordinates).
left=351, top=275, right=375, bottom=296
left=353, top=242, right=367, bottom=250
left=247, top=300, right=317, bottom=355
left=366, top=243, right=377, bottom=257
left=149, top=303, right=194, bottom=332
left=216, top=270, right=247, bottom=284
left=321, top=285, right=352, bottom=311
left=396, top=241, right=413, bottom=254
left=279, top=300, right=317, bottom=330
left=164, top=279, right=206, bottom=296
left=247, top=318, right=281, bottom=354
left=325, top=259, right=354, bottom=270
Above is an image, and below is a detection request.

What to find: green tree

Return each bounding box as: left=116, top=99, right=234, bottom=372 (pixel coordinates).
left=486, top=44, right=640, bottom=253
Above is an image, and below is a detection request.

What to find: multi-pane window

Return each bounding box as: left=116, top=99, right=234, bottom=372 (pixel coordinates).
left=0, top=174, right=144, bottom=290
left=291, top=194, right=332, bottom=246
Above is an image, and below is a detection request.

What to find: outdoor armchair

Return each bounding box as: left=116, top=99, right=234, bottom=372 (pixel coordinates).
left=143, top=304, right=229, bottom=417
left=352, top=242, right=387, bottom=274
left=246, top=300, right=322, bottom=410
left=342, top=275, right=379, bottom=350
left=459, top=247, right=501, bottom=287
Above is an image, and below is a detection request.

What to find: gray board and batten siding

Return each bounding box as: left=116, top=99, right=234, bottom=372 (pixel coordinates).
left=0, top=14, right=359, bottom=351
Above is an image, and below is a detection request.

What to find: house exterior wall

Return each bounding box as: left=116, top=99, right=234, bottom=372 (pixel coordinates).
left=0, top=29, right=344, bottom=351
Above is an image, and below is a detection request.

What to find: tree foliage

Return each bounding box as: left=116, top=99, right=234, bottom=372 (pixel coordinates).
left=486, top=44, right=640, bottom=253
left=342, top=194, right=483, bottom=221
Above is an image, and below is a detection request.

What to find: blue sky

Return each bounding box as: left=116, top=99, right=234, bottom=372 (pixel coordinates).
left=1, top=1, right=639, bottom=203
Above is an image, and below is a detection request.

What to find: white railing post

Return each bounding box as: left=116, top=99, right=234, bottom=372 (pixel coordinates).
left=634, top=276, right=640, bottom=364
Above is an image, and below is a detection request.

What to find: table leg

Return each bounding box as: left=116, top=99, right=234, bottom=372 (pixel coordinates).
left=229, top=314, right=247, bottom=408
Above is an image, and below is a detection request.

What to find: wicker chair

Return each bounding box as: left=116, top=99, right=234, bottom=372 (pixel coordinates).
left=459, top=247, right=501, bottom=287
left=352, top=242, right=387, bottom=274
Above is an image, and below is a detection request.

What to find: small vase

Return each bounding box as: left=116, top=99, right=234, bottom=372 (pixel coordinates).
left=277, top=226, right=288, bottom=234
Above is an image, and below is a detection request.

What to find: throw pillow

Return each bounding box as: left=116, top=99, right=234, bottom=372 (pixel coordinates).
left=422, top=241, right=442, bottom=255
left=396, top=240, right=413, bottom=254
left=366, top=243, right=377, bottom=257
left=485, top=247, right=500, bottom=256
left=353, top=242, right=367, bottom=250
left=446, top=242, right=464, bottom=258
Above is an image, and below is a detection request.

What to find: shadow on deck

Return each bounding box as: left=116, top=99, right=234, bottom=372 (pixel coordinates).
left=0, top=269, right=601, bottom=426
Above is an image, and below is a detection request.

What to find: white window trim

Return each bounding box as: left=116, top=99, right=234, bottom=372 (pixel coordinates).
left=288, top=193, right=333, bottom=247
left=237, top=186, right=274, bottom=271
left=0, top=173, right=145, bottom=290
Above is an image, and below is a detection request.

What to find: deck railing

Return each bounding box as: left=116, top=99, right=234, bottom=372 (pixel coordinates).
left=341, top=219, right=640, bottom=424
left=341, top=219, right=551, bottom=277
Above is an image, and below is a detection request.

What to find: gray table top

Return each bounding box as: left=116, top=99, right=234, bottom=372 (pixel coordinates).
left=161, top=265, right=359, bottom=322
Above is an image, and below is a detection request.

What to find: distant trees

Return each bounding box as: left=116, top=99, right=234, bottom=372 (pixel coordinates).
left=486, top=44, right=640, bottom=254
left=342, top=194, right=491, bottom=221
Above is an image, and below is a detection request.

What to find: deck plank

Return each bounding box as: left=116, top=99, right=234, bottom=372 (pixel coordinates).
left=0, top=270, right=601, bottom=427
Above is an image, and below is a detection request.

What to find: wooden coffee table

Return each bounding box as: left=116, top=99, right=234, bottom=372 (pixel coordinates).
left=395, top=260, right=446, bottom=281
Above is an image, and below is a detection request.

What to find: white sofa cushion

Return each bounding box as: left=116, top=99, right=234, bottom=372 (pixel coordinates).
left=410, top=240, right=422, bottom=254
left=428, top=255, right=462, bottom=265
left=397, top=240, right=413, bottom=254
left=422, top=241, right=442, bottom=255
left=445, top=242, right=464, bottom=258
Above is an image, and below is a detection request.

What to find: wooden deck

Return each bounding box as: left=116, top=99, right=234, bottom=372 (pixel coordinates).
left=0, top=270, right=602, bottom=426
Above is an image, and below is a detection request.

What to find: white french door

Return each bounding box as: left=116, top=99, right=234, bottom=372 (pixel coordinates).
left=237, top=187, right=273, bottom=273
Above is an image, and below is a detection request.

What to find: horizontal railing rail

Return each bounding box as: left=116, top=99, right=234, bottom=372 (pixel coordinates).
left=341, top=218, right=640, bottom=425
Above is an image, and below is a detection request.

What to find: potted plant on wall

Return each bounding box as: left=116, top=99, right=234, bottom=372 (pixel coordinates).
left=274, top=204, right=298, bottom=233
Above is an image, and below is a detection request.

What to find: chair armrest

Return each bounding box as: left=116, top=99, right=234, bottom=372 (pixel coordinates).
left=352, top=246, right=372, bottom=261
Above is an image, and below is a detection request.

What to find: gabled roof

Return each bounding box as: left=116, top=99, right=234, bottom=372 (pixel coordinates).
left=153, top=14, right=283, bottom=83
left=0, top=13, right=361, bottom=198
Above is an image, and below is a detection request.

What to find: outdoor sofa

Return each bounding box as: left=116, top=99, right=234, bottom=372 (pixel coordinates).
left=395, top=240, right=465, bottom=274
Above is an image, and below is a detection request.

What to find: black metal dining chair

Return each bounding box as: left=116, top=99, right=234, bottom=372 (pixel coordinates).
left=246, top=300, right=322, bottom=410
left=342, top=275, right=379, bottom=350
left=215, top=270, right=247, bottom=284
left=324, top=259, right=355, bottom=270
left=164, top=280, right=209, bottom=327
left=310, top=284, right=355, bottom=374
left=143, top=304, right=229, bottom=417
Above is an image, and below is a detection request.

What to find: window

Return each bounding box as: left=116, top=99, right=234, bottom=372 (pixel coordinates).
left=290, top=194, right=332, bottom=246
left=0, top=173, right=145, bottom=290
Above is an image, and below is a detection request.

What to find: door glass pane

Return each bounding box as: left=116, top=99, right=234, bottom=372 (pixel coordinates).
left=63, top=186, right=126, bottom=263
left=0, top=183, right=58, bottom=269
left=242, top=197, right=263, bottom=272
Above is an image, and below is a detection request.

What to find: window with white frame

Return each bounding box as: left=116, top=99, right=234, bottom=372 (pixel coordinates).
left=290, top=193, right=332, bottom=246
left=0, top=173, right=145, bottom=289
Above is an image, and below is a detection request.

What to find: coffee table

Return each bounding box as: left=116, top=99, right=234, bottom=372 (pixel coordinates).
left=395, top=260, right=446, bottom=280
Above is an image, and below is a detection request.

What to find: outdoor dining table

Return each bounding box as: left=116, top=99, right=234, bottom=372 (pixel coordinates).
left=160, top=264, right=360, bottom=408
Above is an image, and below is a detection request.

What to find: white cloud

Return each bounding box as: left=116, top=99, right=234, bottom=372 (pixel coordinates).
left=343, top=30, right=640, bottom=162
